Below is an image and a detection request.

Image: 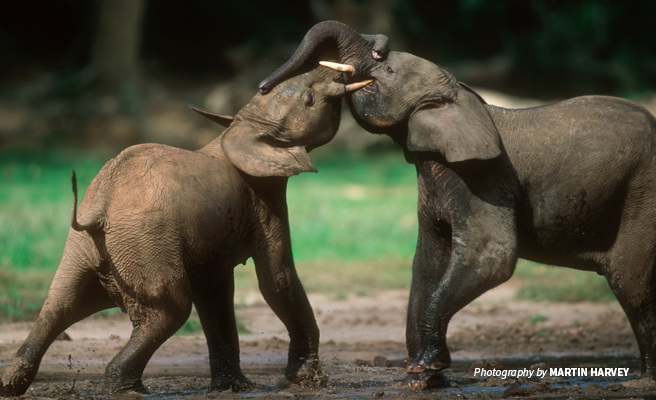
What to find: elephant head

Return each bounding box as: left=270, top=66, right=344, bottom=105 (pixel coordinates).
left=261, top=22, right=502, bottom=164
left=259, top=20, right=389, bottom=95
left=194, top=59, right=372, bottom=177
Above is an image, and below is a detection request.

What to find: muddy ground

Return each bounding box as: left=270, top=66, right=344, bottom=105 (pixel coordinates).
left=2, top=283, right=656, bottom=399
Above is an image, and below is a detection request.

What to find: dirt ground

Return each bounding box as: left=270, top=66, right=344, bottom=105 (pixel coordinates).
left=2, top=282, right=656, bottom=399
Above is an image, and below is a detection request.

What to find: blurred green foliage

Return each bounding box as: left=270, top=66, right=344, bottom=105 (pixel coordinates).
left=398, top=0, right=656, bottom=97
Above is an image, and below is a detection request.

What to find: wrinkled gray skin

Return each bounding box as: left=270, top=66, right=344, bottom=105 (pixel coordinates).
left=0, top=65, right=350, bottom=396
left=262, top=22, right=656, bottom=390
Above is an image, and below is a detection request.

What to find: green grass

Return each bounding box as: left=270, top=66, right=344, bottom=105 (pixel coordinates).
left=233, top=258, right=413, bottom=297
left=0, top=149, right=107, bottom=271
left=527, top=314, right=548, bottom=324
left=514, top=260, right=616, bottom=303
left=0, top=268, right=55, bottom=321
left=287, top=151, right=418, bottom=261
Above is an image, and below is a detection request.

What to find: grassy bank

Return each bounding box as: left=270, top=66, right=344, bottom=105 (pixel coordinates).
left=0, top=148, right=615, bottom=323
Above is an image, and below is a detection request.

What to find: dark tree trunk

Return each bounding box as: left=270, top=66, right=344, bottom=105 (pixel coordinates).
left=92, top=0, right=146, bottom=90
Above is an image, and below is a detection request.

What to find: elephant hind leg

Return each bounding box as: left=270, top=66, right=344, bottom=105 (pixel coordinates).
left=102, top=273, right=192, bottom=394
left=0, top=246, right=115, bottom=396
left=193, top=271, right=253, bottom=392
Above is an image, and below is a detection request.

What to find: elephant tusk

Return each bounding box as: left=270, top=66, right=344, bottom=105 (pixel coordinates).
left=345, top=79, right=374, bottom=92
left=319, top=61, right=355, bottom=73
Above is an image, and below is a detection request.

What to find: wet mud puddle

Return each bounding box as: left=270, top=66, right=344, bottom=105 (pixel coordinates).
left=22, top=353, right=656, bottom=399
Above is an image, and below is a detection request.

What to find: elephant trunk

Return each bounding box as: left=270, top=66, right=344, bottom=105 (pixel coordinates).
left=259, top=20, right=388, bottom=94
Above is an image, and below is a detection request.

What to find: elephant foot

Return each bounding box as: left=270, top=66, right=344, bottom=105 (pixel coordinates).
left=101, top=379, right=149, bottom=395
left=644, top=363, right=656, bottom=381
left=281, top=357, right=327, bottom=389
left=405, top=371, right=450, bottom=390
left=209, top=375, right=255, bottom=392
left=277, top=373, right=328, bottom=390
left=286, top=355, right=322, bottom=380
left=405, top=348, right=451, bottom=383
left=406, top=361, right=449, bottom=373
left=0, top=358, right=35, bottom=396
left=0, top=381, right=26, bottom=397
left=282, top=370, right=328, bottom=389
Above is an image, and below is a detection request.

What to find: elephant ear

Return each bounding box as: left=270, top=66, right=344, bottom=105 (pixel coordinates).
left=221, top=123, right=317, bottom=177
left=407, top=86, right=502, bottom=163
left=189, top=104, right=234, bottom=127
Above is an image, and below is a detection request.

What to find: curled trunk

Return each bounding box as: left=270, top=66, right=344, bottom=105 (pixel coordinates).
left=259, top=21, right=388, bottom=94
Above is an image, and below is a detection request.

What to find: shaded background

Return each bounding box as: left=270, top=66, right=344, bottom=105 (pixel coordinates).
left=1, top=0, right=655, bottom=151
left=0, top=0, right=653, bottom=321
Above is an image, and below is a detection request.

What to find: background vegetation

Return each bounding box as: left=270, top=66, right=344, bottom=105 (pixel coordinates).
left=2, top=1, right=654, bottom=98
left=2, top=0, right=643, bottom=322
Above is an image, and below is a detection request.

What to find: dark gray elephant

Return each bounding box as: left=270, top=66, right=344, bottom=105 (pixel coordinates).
left=0, top=61, right=375, bottom=396
left=261, top=21, right=656, bottom=389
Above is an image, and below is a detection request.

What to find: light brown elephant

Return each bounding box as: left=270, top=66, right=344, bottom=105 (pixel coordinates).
left=0, top=57, right=377, bottom=395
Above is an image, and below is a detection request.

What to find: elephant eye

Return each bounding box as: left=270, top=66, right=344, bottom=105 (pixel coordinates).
left=386, top=65, right=395, bottom=74
left=303, top=91, right=315, bottom=107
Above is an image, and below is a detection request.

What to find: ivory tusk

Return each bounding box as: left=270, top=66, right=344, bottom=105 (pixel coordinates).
left=319, top=61, right=355, bottom=73
left=345, top=79, right=374, bottom=92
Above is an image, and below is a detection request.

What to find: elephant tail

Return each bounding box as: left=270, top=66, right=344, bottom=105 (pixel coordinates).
left=71, top=170, right=103, bottom=232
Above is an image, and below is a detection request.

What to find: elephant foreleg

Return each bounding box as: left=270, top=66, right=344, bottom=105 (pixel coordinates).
left=252, top=231, right=320, bottom=385
left=406, top=222, right=451, bottom=389
left=406, top=224, right=517, bottom=390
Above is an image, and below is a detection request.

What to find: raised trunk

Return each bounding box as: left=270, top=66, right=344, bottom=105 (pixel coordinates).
left=259, top=21, right=388, bottom=94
